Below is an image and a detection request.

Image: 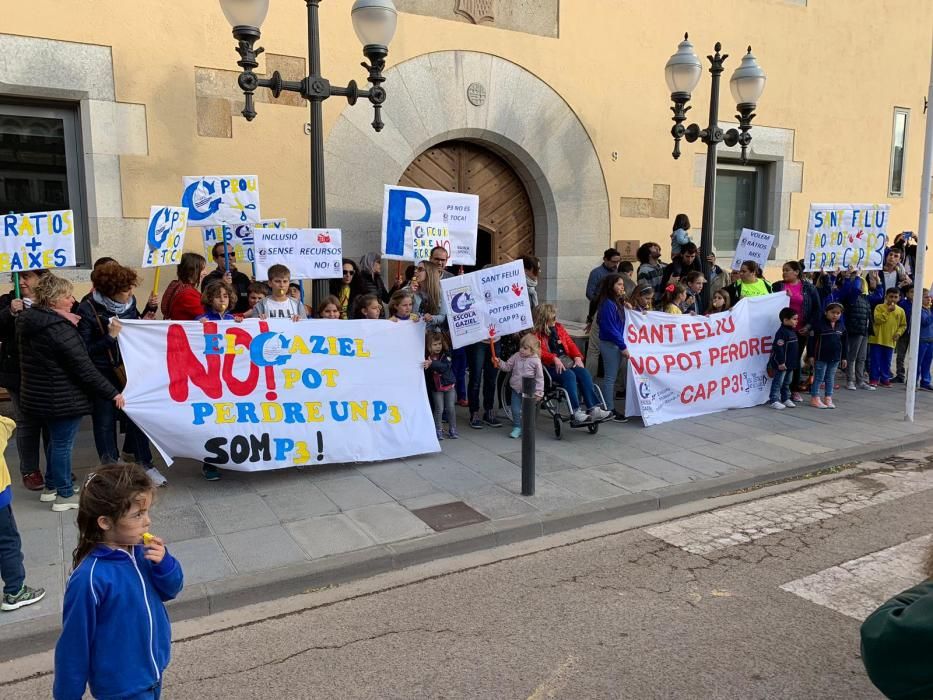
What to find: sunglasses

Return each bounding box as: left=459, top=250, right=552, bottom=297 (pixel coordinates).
left=343, top=270, right=355, bottom=276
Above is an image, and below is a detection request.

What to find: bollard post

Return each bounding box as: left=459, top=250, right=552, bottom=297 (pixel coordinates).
left=521, top=375, right=535, bottom=496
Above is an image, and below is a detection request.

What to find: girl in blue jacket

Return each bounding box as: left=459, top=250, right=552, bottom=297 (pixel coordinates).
left=596, top=274, right=632, bottom=422
left=54, top=463, right=184, bottom=699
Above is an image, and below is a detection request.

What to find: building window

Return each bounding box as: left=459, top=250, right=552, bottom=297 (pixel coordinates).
left=888, top=108, right=909, bottom=197
left=0, top=101, right=89, bottom=265
left=714, top=163, right=769, bottom=252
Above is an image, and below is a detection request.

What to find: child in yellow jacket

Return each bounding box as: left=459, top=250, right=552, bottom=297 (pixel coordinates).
left=869, top=288, right=908, bottom=387
left=0, top=415, right=46, bottom=611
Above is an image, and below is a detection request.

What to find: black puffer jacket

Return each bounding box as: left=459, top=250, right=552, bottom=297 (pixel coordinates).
left=0, top=293, right=23, bottom=389
left=358, top=270, right=389, bottom=303
left=16, top=306, right=118, bottom=418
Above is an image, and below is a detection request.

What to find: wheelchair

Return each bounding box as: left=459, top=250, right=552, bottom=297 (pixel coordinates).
left=496, top=366, right=613, bottom=439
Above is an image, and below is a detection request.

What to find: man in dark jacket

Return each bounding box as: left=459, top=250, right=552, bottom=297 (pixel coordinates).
left=202, top=242, right=251, bottom=313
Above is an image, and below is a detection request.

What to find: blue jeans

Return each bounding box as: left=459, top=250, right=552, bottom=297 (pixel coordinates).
left=0, top=505, right=25, bottom=595
left=91, top=397, right=153, bottom=467
left=811, top=360, right=840, bottom=397
left=918, top=341, right=933, bottom=386
left=599, top=340, right=623, bottom=410
left=45, top=416, right=82, bottom=498
left=552, top=365, right=599, bottom=411
left=510, top=388, right=522, bottom=428
left=769, top=368, right=794, bottom=403
left=468, top=341, right=500, bottom=414
left=869, top=344, right=894, bottom=383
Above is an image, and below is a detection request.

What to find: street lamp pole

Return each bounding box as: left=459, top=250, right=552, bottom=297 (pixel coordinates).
left=220, top=0, right=398, bottom=304
left=666, top=35, right=766, bottom=310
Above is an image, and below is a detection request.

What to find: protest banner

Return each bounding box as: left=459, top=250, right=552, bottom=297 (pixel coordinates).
left=118, top=319, right=439, bottom=470
left=381, top=185, right=478, bottom=265
left=254, top=228, right=342, bottom=281
left=202, top=223, right=255, bottom=264
left=0, top=210, right=76, bottom=273
left=731, top=228, right=775, bottom=270
left=805, top=204, right=888, bottom=271
left=624, top=293, right=786, bottom=426
left=182, top=175, right=260, bottom=226
left=142, top=206, right=187, bottom=268
left=441, top=260, right=533, bottom=349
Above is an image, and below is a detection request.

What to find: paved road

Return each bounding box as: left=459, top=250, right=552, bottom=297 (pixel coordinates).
left=6, top=454, right=931, bottom=699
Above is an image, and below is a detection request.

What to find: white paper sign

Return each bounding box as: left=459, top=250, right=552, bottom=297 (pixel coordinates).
left=624, top=293, right=786, bottom=426
left=804, top=204, right=889, bottom=271
left=257, top=218, right=287, bottom=229
left=202, top=224, right=255, bottom=265
left=118, top=319, right=439, bottom=470
left=381, top=185, right=479, bottom=265
left=182, top=175, right=260, bottom=226
left=0, top=210, right=76, bottom=272
left=142, top=206, right=188, bottom=268
left=440, top=260, right=533, bottom=349
left=731, top=228, right=774, bottom=270
left=254, top=228, right=343, bottom=281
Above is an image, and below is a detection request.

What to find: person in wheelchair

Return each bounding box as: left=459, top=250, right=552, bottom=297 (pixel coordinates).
left=533, top=304, right=613, bottom=424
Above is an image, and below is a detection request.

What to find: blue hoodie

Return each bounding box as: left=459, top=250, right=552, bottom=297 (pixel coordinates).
left=54, top=545, right=184, bottom=700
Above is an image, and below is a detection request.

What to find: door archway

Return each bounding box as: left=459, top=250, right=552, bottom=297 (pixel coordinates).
left=398, top=140, right=534, bottom=271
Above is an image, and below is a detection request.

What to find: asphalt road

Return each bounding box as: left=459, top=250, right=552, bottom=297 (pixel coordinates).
left=6, top=458, right=931, bottom=699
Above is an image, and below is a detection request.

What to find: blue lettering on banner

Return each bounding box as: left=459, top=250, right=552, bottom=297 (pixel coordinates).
left=385, top=189, right=430, bottom=256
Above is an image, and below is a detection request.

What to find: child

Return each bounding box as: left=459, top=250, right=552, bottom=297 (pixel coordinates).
left=660, top=282, right=686, bottom=314
left=494, top=333, right=544, bottom=439
left=807, top=301, right=848, bottom=408
left=246, top=282, right=268, bottom=311
left=869, top=288, right=907, bottom=387
left=288, top=282, right=314, bottom=317
left=353, top=294, right=383, bottom=320
left=628, top=283, right=654, bottom=313
left=838, top=270, right=875, bottom=391
left=317, top=296, right=341, bottom=320
left=895, top=286, right=914, bottom=382
left=423, top=331, right=458, bottom=439
left=706, top=288, right=731, bottom=315
left=54, top=463, right=184, bottom=699
left=387, top=290, right=420, bottom=322
left=768, top=308, right=799, bottom=410
left=918, top=289, right=933, bottom=390
left=251, top=265, right=308, bottom=320
left=0, top=415, right=46, bottom=612
left=197, top=280, right=237, bottom=321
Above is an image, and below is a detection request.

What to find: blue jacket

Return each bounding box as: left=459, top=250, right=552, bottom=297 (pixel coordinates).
left=836, top=277, right=872, bottom=337
left=585, top=263, right=615, bottom=301
left=54, top=545, right=184, bottom=700
left=769, top=325, right=800, bottom=371
left=807, top=316, right=847, bottom=364
left=920, top=307, right=933, bottom=343
left=597, top=300, right=628, bottom=350
left=899, top=298, right=913, bottom=334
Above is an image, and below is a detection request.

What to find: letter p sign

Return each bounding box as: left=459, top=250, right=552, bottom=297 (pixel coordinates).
left=385, top=188, right=431, bottom=257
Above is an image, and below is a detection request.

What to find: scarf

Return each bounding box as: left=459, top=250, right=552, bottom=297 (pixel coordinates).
left=54, top=308, right=81, bottom=326
left=92, top=290, right=134, bottom=316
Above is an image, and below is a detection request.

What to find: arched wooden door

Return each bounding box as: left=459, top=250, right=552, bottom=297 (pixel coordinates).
left=398, top=140, right=534, bottom=269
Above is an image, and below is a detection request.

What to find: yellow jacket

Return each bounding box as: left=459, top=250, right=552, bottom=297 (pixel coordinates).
left=870, top=304, right=907, bottom=348
left=0, top=416, right=17, bottom=508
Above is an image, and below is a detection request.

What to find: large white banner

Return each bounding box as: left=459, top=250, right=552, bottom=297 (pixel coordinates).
left=440, top=260, right=533, bottom=349
left=182, top=175, right=260, bottom=226
left=624, top=294, right=786, bottom=426
left=805, top=204, right=889, bottom=271
left=118, top=319, right=439, bottom=471
left=0, top=210, right=76, bottom=272
left=254, top=228, right=342, bottom=281
left=381, top=185, right=479, bottom=265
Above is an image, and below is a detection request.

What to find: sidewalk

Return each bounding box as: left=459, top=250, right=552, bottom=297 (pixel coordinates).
left=2, top=385, right=932, bottom=656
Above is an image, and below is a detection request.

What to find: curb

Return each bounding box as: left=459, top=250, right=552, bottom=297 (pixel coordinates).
left=3, top=432, right=931, bottom=661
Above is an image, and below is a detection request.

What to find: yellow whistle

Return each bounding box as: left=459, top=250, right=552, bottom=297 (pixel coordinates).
left=142, top=533, right=155, bottom=545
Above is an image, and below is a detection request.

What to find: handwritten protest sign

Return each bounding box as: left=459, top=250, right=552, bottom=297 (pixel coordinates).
left=805, top=204, right=888, bottom=271
left=257, top=219, right=287, bottom=229
left=731, top=228, right=774, bottom=270
left=182, top=175, right=260, bottom=226
left=624, top=293, right=786, bottom=426
left=118, top=319, right=439, bottom=470
left=440, top=260, right=532, bottom=349
left=382, top=185, right=478, bottom=265
left=0, top=210, right=76, bottom=272
left=202, top=224, right=255, bottom=264
left=141, top=206, right=187, bottom=268
left=254, top=228, right=342, bottom=281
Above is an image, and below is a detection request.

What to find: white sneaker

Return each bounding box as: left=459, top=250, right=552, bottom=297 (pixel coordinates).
left=783, top=400, right=796, bottom=408
left=572, top=409, right=590, bottom=423
left=846, top=382, right=857, bottom=391
left=39, top=488, right=57, bottom=503
left=588, top=407, right=612, bottom=421
left=858, top=383, right=877, bottom=391
left=770, top=401, right=786, bottom=410
left=145, top=467, right=168, bottom=488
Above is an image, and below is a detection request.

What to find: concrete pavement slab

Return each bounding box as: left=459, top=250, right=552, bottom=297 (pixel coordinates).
left=217, top=525, right=308, bottom=573
left=259, top=482, right=339, bottom=522
left=461, top=483, right=538, bottom=519
left=587, top=463, right=670, bottom=491
left=199, top=493, right=280, bottom=535
left=148, top=504, right=211, bottom=543
left=344, top=503, right=434, bottom=543
left=286, top=514, right=375, bottom=559
left=167, top=536, right=235, bottom=585
left=315, top=475, right=395, bottom=510
left=543, top=469, right=631, bottom=500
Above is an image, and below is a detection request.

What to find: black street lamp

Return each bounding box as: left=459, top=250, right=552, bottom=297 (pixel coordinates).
left=665, top=34, right=766, bottom=308
left=220, top=0, right=398, bottom=302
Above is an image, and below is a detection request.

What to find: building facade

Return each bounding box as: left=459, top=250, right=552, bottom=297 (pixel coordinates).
left=0, top=0, right=930, bottom=319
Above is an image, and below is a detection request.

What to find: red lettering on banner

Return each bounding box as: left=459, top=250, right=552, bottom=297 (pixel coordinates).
left=222, top=326, right=260, bottom=394
left=629, top=355, right=661, bottom=375
left=168, top=322, right=222, bottom=401
left=629, top=323, right=677, bottom=344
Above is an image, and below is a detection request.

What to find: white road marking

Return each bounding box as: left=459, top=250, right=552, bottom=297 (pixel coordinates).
left=779, top=535, right=930, bottom=620
left=644, top=469, right=933, bottom=555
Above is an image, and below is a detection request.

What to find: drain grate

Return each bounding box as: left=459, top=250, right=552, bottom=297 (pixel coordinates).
left=410, top=501, right=489, bottom=532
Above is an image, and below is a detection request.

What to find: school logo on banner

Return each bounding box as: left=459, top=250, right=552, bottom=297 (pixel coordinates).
left=254, top=228, right=343, bottom=281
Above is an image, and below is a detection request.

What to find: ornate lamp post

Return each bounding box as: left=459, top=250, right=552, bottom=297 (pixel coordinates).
left=665, top=34, right=766, bottom=308
left=220, top=0, right=398, bottom=301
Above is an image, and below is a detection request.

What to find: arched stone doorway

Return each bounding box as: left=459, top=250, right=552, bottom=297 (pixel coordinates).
left=397, top=140, right=534, bottom=270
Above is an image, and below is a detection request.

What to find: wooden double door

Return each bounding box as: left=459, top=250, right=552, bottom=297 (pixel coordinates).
left=398, top=140, right=534, bottom=270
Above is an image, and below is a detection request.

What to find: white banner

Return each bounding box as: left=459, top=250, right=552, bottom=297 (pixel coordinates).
left=440, top=260, right=533, bottom=349
left=805, top=204, right=889, bottom=271
left=254, top=228, right=342, bottom=281
left=624, top=294, right=786, bottom=426
left=118, top=319, right=439, bottom=471
left=202, top=224, right=255, bottom=265
left=142, top=206, right=188, bottom=268
left=182, top=175, right=260, bottom=226
left=0, top=210, right=76, bottom=272
left=381, top=185, right=479, bottom=265
left=731, top=227, right=774, bottom=271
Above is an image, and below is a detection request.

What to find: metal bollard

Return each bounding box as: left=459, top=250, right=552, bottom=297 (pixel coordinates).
left=521, top=375, right=535, bottom=496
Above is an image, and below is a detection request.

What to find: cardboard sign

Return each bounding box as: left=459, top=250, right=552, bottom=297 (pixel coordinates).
left=182, top=175, right=260, bottom=226
left=142, top=206, right=188, bottom=268
left=731, top=228, right=775, bottom=270
left=0, top=210, right=76, bottom=272
left=381, top=185, right=479, bottom=265
left=805, top=204, right=889, bottom=271
left=202, top=224, right=255, bottom=265
left=254, top=228, right=343, bottom=281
